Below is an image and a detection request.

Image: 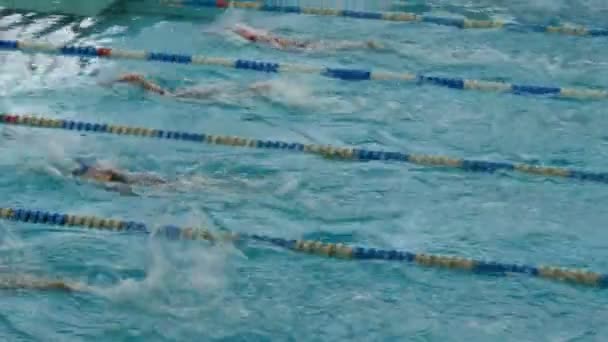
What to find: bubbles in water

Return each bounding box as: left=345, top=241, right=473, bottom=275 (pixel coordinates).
left=260, top=78, right=316, bottom=107
left=89, top=230, right=239, bottom=319
left=258, top=77, right=358, bottom=113
left=275, top=173, right=301, bottom=196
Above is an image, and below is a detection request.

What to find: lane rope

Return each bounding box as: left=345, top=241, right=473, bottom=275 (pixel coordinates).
left=1, top=206, right=605, bottom=289
left=3, top=112, right=608, bottom=185
left=0, top=39, right=606, bottom=100
left=160, top=0, right=608, bottom=37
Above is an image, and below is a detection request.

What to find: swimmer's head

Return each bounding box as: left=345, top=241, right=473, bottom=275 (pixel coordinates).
left=108, top=170, right=128, bottom=183
left=85, top=169, right=128, bottom=183
left=71, top=158, right=90, bottom=177
left=71, top=159, right=128, bottom=184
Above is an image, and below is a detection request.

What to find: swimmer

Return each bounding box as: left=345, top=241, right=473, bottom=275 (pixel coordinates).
left=231, top=23, right=383, bottom=51
left=70, top=158, right=167, bottom=196
left=111, top=73, right=273, bottom=100
left=0, top=274, right=75, bottom=292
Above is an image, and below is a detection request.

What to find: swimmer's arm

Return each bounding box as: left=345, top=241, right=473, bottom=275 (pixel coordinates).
left=115, top=74, right=169, bottom=95
left=270, top=37, right=296, bottom=50
left=173, top=86, right=223, bottom=99
left=124, top=172, right=168, bottom=186
left=140, top=80, right=168, bottom=95
left=141, top=174, right=168, bottom=185
left=103, top=182, right=138, bottom=196
left=250, top=32, right=290, bottom=49
left=333, top=40, right=385, bottom=50
left=247, top=81, right=273, bottom=94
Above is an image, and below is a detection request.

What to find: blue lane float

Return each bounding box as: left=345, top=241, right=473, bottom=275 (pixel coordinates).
left=161, top=0, right=608, bottom=37
left=1, top=206, right=606, bottom=289
left=3, top=113, right=608, bottom=185
left=0, top=39, right=606, bottom=100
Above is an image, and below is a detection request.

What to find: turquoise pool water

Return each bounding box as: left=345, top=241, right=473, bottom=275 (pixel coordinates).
left=0, top=2, right=608, bottom=340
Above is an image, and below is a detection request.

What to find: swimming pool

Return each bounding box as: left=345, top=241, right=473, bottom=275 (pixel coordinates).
left=0, top=1, right=607, bottom=340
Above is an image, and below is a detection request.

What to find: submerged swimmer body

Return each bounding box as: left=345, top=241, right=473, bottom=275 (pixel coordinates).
left=233, top=25, right=312, bottom=50
left=112, top=73, right=273, bottom=100
left=0, top=275, right=75, bottom=292
left=231, top=24, right=383, bottom=51
left=70, top=159, right=260, bottom=196
left=71, top=159, right=167, bottom=196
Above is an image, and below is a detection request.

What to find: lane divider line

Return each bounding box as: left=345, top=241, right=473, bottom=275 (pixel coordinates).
left=2, top=113, right=608, bottom=185
left=0, top=39, right=606, bottom=100
left=1, top=206, right=606, bottom=289
left=160, top=0, right=608, bottom=37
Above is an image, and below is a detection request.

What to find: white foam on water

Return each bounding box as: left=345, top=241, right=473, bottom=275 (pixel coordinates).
left=275, top=173, right=301, bottom=196
left=0, top=110, right=94, bottom=181
left=89, top=230, right=245, bottom=321
left=0, top=13, right=23, bottom=28
left=256, top=78, right=359, bottom=113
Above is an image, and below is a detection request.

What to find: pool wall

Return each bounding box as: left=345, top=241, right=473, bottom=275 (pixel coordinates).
left=0, top=0, right=118, bottom=16
left=0, top=0, right=395, bottom=19
left=122, top=0, right=221, bottom=19
left=0, top=0, right=220, bottom=19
